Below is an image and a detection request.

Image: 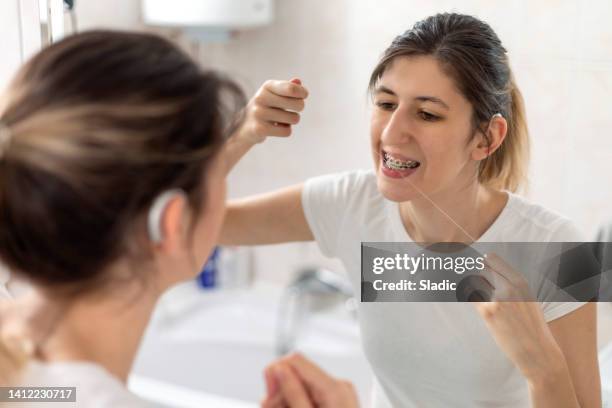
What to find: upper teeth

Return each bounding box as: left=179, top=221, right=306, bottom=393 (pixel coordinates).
left=384, top=153, right=419, bottom=170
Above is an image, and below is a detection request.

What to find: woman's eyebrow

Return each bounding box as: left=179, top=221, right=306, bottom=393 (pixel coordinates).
left=374, top=85, right=396, bottom=96
left=374, top=86, right=449, bottom=110
left=415, top=96, right=449, bottom=110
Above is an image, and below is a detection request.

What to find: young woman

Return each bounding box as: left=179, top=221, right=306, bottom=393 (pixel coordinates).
left=224, top=13, right=601, bottom=407
left=0, top=30, right=346, bottom=406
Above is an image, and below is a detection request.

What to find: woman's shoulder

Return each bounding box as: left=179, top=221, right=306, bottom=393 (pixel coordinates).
left=19, top=360, right=148, bottom=407
left=502, top=192, right=584, bottom=241
left=303, top=169, right=381, bottom=208
left=305, top=169, right=377, bottom=194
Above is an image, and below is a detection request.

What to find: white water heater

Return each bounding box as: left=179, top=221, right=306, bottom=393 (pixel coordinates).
left=142, top=0, right=274, bottom=41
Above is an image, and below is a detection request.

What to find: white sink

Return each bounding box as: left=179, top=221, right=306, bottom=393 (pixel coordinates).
left=130, top=282, right=373, bottom=406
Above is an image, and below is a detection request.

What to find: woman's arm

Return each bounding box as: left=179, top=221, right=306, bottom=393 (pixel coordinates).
left=220, top=79, right=312, bottom=246
left=220, top=184, right=313, bottom=245
left=539, top=303, right=601, bottom=408
left=475, top=254, right=601, bottom=408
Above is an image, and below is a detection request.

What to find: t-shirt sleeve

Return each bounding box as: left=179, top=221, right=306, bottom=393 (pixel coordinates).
left=540, top=218, right=589, bottom=322
left=301, top=171, right=368, bottom=258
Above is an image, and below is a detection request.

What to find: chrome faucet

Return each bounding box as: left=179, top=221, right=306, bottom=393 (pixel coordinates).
left=275, top=268, right=355, bottom=356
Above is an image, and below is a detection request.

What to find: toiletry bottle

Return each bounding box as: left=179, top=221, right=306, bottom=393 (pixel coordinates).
left=197, top=246, right=219, bottom=289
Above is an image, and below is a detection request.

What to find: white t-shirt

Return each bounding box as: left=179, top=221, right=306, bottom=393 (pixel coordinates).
left=302, top=169, right=587, bottom=408
left=10, top=360, right=149, bottom=407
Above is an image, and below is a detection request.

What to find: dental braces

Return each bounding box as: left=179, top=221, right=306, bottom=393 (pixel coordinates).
left=384, top=154, right=420, bottom=170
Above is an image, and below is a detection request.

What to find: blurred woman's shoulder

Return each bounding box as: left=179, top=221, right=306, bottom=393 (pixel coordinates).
left=18, top=360, right=148, bottom=407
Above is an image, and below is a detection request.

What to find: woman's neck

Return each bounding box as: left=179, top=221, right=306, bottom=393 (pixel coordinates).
left=31, top=272, right=161, bottom=383
left=399, top=183, right=508, bottom=243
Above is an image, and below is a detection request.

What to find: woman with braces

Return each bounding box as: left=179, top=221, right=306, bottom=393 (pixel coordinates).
left=224, top=13, right=601, bottom=408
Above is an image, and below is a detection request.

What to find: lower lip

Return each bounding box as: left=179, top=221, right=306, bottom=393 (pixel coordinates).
left=380, top=160, right=419, bottom=179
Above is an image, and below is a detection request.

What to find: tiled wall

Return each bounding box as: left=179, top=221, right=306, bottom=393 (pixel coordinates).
left=77, top=0, right=612, bottom=284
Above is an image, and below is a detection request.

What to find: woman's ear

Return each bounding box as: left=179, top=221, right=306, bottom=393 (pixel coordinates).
left=148, top=190, right=189, bottom=254
left=471, top=115, right=508, bottom=161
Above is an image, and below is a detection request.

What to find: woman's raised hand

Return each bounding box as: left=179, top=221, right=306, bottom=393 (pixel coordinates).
left=261, top=352, right=359, bottom=408
left=473, top=253, right=565, bottom=383
left=236, top=78, right=308, bottom=145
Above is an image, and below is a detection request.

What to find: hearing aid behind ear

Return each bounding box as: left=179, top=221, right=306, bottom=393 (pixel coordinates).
left=147, top=189, right=186, bottom=243
left=485, top=112, right=503, bottom=133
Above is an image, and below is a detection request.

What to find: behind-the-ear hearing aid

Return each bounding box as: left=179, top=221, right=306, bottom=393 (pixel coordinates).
left=481, top=113, right=504, bottom=157
left=485, top=112, right=504, bottom=133
left=147, top=189, right=186, bottom=243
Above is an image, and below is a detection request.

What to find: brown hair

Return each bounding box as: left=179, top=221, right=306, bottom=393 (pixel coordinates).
left=0, top=30, right=243, bottom=291
left=0, top=30, right=244, bottom=382
left=368, top=13, right=529, bottom=192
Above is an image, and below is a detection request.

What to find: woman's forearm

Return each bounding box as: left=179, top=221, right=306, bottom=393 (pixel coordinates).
left=223, top=131, right=257, bottom=175
left=527, top=345, right=580, bottom=408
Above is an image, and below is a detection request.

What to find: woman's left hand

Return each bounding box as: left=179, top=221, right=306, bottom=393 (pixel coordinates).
left=261, top=352, right=359, bottom=408
left=474, top=253, right=565, bottom=383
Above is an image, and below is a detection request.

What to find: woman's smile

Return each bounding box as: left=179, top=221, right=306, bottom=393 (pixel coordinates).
left=380, top=148, right=421, bottom=179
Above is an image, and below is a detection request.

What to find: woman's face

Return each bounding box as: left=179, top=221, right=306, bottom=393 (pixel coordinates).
left=370, top=55, right=482, bottom=202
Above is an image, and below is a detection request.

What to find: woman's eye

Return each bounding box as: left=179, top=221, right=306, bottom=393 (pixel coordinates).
left=418, top=111, right=440, bottom=121
left=376, top=101, right=396, bottom=111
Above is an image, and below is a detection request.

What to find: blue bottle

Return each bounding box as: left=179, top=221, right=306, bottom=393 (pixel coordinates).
left=197, top=247, right=219, bottom=289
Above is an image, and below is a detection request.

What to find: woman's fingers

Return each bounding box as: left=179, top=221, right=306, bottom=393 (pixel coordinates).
left=264, top=364, right=279, bottom=398
left=282, top=352, right=335, bottom=392
left=275, top=363, right=313, bottom=408
left=255, top=91, right=305, bottom=112
left=261, top=393, right=286, bottom=408
left=476, top=263, right=501, bottom=298
left=239, top=78, right=308, bottom=142
left=263, top=80, right=309, bottom=100
left=253, top=106, right=301, bottom=126
left=251, top=120, right=292, bottom=138
left=282, top=353, right=360, bottom=408
left=263, top=353, right=358, bottom=408
left=484, top=253, right=521, bottom=284
left=483, top=253, right=531, bottom=300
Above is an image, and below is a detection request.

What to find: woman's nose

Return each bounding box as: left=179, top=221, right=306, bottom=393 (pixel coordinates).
left=381, top=108, right=414, bottom=145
